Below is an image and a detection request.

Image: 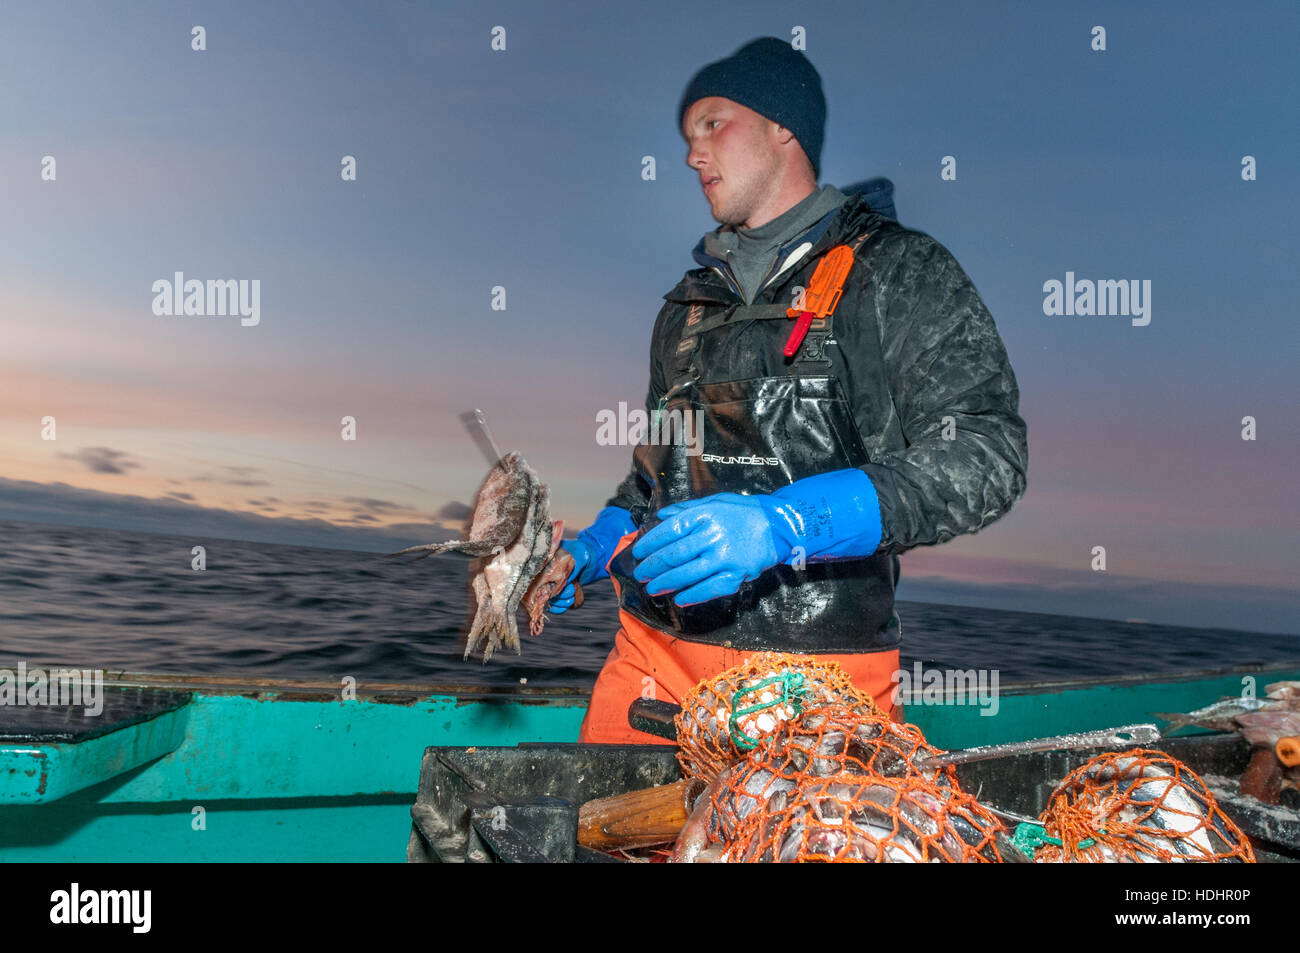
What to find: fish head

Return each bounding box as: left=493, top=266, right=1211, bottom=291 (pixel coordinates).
left=490, top=451, right=531, bottom=484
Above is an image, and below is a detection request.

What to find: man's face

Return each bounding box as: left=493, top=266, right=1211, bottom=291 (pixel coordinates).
left=681, top=97, right=782, bottom=228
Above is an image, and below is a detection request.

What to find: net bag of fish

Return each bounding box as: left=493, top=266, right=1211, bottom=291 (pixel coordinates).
left=1025, top=748, right=1255, bottom=863
left=674, top=653, right=885, bottom=783
left=672, top=706, right=1019, bottom=863
left=724, top=772, right=1008, bottom=863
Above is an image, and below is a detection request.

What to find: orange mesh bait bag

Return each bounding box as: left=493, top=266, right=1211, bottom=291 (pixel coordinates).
left=1025, top=749, right=1255, bottom=863
left=670, top=705, right=1020, bottom=863
left=683, top=705, right=956, bottom=850
left=723, top=772, right=1012, bottom=863
left=674, top=653, right=884, bottom=783
left=670, top=760, right=791, bottom=862
left=763, top=704, right=952, bottom=786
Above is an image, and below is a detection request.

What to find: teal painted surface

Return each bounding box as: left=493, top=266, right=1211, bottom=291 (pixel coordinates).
left=0, top=707, right=189, bottom=804
left=93, top=691, right=586, bottom=802
left=906, top=668, right=1300, bottom=750
left=0, top=689, right=586, bottom=861
left=1, top=795, right=414, bottom=862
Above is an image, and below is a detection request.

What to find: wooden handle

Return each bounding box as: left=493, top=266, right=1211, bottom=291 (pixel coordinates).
left=577, top=779, right=700, bottom=851
left=1277, top=735, right=1300, bottom=768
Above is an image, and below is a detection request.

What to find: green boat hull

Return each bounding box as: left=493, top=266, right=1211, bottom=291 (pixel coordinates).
left=2, top=662, right=1297, bottom=862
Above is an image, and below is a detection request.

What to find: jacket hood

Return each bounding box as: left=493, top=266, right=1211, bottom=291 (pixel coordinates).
left=841, top=177, right=898, bottom=221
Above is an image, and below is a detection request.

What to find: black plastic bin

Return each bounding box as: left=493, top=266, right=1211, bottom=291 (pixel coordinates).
left=407, top=744, right=682, bottom=863
left=406, top=734, right=1298, bottom=862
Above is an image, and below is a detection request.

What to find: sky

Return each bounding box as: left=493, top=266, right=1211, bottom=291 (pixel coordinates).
left=2, top=1, right=1297, bottom=634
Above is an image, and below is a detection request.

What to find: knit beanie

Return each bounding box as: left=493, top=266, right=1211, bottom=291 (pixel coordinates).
left=677, top=37, right=826, bottom=178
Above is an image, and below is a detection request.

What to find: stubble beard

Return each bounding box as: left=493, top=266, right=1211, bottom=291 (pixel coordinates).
left=711, top=149, right=779, bottom=229
left=713, top=177, right=754, bottom=228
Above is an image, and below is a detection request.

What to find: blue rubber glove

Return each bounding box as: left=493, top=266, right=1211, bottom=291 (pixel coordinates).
left=549, top=505, right=637, bottom=613
left=630, top=469, right=882, bottom=607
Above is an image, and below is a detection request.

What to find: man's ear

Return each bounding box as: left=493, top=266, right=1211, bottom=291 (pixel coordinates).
left=771, top=123, right=797, bottom=147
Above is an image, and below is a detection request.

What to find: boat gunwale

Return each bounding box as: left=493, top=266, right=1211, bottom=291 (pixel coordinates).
left=83, top=669, right=592, bottom=703
left=16, top=658, right=1299, bottom=704
left=966, top=658, right=1300, bottom=696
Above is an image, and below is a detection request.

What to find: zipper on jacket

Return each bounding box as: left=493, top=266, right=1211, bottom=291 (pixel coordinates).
left=710, top=265, right=743, bottom=301
left=757, top=241, right=814, bottom=299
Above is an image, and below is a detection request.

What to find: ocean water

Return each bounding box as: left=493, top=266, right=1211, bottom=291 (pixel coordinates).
left=0, top=519, right=1295, bottom=688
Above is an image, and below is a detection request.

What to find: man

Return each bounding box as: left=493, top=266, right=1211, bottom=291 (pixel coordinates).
left=552, top=37, right=1028, bottom=743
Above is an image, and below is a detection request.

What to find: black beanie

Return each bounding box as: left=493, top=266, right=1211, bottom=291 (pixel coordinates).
left=677, top=37, right=826, bottom=178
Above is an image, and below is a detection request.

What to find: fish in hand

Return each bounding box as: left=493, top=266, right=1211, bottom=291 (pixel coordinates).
left=388, top=452, right=574, bottom=661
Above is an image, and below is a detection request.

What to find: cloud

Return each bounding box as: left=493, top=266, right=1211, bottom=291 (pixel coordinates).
left=342, top=496, right=418, bottom=513
left=167, top=491, right=196, bottom=501
left=192, top=464, right=272, bottom=487
left=437, top=500, right=472, bottom=521
left=379, top=521, right=447, bottom=537
left=0, top=476, right=452, bottom=553
left=59, top=446, right=141, bottom=475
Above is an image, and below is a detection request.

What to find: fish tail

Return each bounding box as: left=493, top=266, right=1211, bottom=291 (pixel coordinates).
left=464, top=608, right=520, bottom=662
left=505, top=612, right=522, bottom=655
left=1151, top=712, right=1193, bottom=732
left=387, top=538, right=496, bottom=559
left=385, top=541, right=455, bottom=559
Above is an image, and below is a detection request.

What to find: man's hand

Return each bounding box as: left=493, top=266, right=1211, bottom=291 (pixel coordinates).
left=547, top=506, right=637, bottom=614
left=630, top=469, right=883, bottom=607
left=631, top=494, right=789, bottom=606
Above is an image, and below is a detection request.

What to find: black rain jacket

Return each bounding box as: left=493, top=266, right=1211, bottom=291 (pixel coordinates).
left=606, top=192, right=1028, bottom=558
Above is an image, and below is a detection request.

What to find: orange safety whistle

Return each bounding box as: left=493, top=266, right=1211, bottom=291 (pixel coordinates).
left=784, top=244, right=855, bottom=357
